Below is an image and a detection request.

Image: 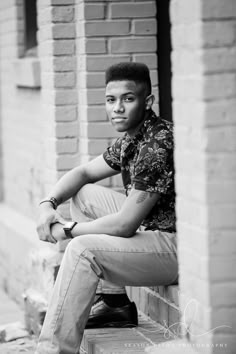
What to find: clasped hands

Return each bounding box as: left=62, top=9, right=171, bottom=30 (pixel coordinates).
left=37, top=205, right=68, bottom=244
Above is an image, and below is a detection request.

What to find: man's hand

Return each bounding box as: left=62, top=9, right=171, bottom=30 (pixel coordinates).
left=36, top=203, right=66, bottom=243
left=50, top=222, right=67, bottom=243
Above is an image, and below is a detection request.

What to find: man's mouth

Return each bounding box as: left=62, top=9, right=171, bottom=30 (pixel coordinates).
left=112, top=117, right=127, bottom=122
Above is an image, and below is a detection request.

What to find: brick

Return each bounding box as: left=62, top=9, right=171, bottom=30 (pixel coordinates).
left=208, top=229, right=236, bottom=256
left=54, top=72, right=76, bottom=88
left=56, top=138, right=77, bottom=154
left=53, top=56, right=76, bottom=71
left=81, top=122, right=120, bottom=139
left=56, top=154, right=80, bottom=170
left=55, top=105, right=77, bottom=121
left=84, top=3, right=105, bottom=20
left=85, top=20, right=130, bottom=37
left=87, top=138, right=109, bottom=155
left=133, top=54, right=157, bottom=69
left=42, top=72, right=76, bottom=88
left=77, top=38, right=106, bottom=54
left=85, top=38, right=107, bottom=54
left=52, top=6, right=74, bottom=22
left=38, top=0, right=74, bottom=6
left=202, top=0, right=236, bottom=19
left=204, top=47, right=236, bottom=74
left=207, top=180, right=236, bottom=204
left=55, top=90, right=77, bottom=105
left=110, top=37, right=157, bottom=53
left=79, top=105, right=107, bottom=122
left=212, top=306, right=236, bottom=332
left=210, top=282, right=236, bottom=307
left=132, top=19, right=157, bottom=35
left=53, top=40, right=75, bottom=55
left=55, top=121, right=79, bottom=138
left=205, top=73, right=236, bottom=100
left=81, top=88, right=105, bottom=105
left=205, top=126, right=236, bottom=152
left=110, top=2, right=156, bottom=18
left=53, top=24, right=75, bottom=39
left=204, top=99, right=236, bottom=127
left=86, top=55, right=130, bottom=71
left=39, top=40, right=75, bottom=56
left=203, top=21, right=236, bottom=48
left=51, top=24, right=75, bottom=39
left=79, top=72, right=105, bottom=89
left=52, top=0, right=75, bottom=5
left=208, top=204, right=236, bottom=229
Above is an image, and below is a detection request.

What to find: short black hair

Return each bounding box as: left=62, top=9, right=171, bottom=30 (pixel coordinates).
left=105, top=62, right=151, bottom=95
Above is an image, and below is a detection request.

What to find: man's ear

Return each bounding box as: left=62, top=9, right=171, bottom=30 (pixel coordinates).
left=145, top=94, right=155, bottom=110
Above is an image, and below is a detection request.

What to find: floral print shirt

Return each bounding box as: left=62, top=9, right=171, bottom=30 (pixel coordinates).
left=103, top=110, right=176, bottom=233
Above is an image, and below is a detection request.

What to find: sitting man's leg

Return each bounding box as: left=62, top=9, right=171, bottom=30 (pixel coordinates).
left=36, top=228, right=178, bottom=354
left=70, top=184, right=135, bottom=328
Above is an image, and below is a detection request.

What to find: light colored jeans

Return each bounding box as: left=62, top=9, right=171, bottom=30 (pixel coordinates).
left=36, top=184, right=178, bottom=354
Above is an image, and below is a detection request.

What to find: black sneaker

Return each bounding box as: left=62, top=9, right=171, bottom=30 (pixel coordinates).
left=85, top=298, right=138, bottom=329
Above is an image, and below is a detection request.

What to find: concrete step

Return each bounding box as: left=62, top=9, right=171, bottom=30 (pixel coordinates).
left=81, top=312, right=175, bottom=354
left=0, top=289, right=37, bottom=353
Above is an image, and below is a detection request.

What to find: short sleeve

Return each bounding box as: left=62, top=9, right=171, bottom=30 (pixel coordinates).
left=133, top=130, right=174, bottom=194
left=103, top=137, right=122, bottom=171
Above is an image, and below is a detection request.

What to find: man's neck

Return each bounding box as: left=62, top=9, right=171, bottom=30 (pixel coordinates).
left=126, top=110, right=152, bottom=139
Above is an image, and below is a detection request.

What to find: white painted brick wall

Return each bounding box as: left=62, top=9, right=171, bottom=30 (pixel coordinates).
left=171, top=0, right=236, bottom=351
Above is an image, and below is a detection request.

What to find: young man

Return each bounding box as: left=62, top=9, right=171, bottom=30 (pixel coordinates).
left=36, top=62, right=178, bottom=354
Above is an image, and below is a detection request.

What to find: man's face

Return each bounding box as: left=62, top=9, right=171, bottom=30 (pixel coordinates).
left=105, top=80, right=147, bottom=137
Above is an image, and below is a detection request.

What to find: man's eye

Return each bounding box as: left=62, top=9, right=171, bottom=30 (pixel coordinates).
left=106, top=98, right=115, bottom=103
left=124, top=97, right=134, bottom=102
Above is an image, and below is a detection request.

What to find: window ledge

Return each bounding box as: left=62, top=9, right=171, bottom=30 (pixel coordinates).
left=13, top=57, right=41, bottom=89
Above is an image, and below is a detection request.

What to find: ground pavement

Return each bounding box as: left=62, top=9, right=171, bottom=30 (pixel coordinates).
left=0, top=289, right=37, bottom=353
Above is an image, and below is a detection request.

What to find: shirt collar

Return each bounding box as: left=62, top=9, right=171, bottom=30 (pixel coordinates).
left=125, top=109, right=156, bottom=145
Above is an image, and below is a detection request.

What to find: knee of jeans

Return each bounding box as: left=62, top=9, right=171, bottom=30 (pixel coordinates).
left=65, top=236, right=103, bottom=278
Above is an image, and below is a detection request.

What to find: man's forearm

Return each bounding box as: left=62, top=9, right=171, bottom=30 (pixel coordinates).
left=71, top=212, right=136, bottom=238
left=46, top=166, right=88, bottom=205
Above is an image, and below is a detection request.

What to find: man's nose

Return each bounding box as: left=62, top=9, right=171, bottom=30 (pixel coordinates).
left=113, top=100, right=124, bottom=113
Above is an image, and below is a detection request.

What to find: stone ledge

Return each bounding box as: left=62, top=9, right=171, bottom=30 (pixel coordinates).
left=0, top=203, right=55, bottom=306
left=81, top=312, right=176, bottom=354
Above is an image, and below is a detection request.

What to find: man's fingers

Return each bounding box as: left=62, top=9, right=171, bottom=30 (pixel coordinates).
left=56, top=215, right=67, bottom=225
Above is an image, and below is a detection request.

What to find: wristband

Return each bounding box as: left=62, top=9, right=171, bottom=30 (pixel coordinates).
left=39, top=197, right=58, bottom=210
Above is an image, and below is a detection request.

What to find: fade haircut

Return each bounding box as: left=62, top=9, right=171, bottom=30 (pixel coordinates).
left=105, top=62, right=152, bottom=96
